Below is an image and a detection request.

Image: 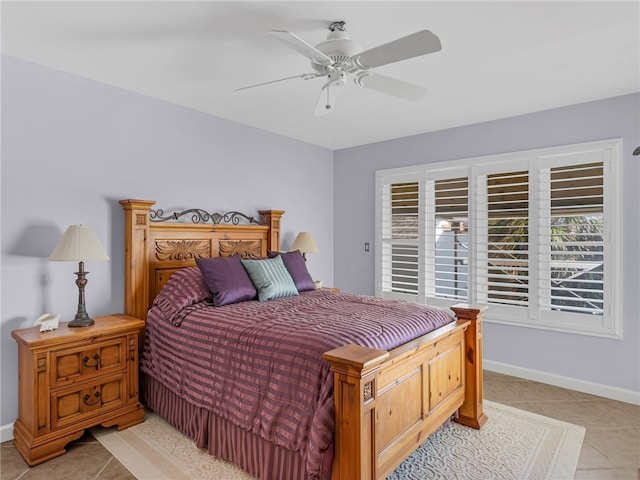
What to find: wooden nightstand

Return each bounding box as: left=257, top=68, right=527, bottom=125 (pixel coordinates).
left=319, top=287, right=340, bottom=293
left=11, top=314, right=145, bottom=466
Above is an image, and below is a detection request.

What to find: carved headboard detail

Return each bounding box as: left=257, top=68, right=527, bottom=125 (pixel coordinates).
left=120, top=199, right=284, bottom=320
left=155, top=239, right=212, bottom=261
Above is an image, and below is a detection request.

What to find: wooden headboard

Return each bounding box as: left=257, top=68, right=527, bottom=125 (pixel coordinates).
left=120, top=200, right=284, bottom=320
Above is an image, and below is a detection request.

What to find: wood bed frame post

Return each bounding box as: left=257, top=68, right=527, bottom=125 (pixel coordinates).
left=322, top=345, right=390, bottom=480
left=119, top=199, right=155, bottom=319
left=451, top=304, right=488, bottom=429
left=258, top=209, right=284, bottom=252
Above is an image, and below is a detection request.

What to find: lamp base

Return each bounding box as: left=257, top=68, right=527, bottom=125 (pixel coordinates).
left=68, top=261, right=95, bottom=327
left=68, top=314, right=95, bottom=328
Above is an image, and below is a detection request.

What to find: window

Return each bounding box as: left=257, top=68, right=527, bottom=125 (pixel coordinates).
left=375, top=139, right=621, bottom=338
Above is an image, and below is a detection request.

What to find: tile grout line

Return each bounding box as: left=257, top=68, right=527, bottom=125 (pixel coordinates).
left=92, top=456, right=114, bottom=480
left=14, top=467, right=29, bottom=480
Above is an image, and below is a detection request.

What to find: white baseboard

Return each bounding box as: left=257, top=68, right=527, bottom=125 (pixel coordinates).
left=1, top=422, right=14, bottom=443
left=485, top=360, right=640, bottom=405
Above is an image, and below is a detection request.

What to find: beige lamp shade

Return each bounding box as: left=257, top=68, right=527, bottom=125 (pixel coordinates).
left=290, top=232, right=319, bottom=256
left=49, top=225, right=110, bottom=262
left=49, top=225, right=109, bottom=327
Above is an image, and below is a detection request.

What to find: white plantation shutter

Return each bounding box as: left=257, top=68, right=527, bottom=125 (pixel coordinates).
left=377, top=174, right=421, bottom=301
left=425, top=176, right=469, bottom=303
left=375, top=139, right=621, bottom=338
left=534, top=146, right=617, bottom=335
left=544, top=162, right=604, bottom=315
left=485, top=171, right=530, bottom=307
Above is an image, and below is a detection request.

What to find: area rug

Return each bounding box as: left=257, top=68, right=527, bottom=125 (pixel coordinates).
left=91, top=401, right=585, bottom=480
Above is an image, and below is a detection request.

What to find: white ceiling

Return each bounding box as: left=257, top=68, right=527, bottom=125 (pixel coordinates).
left=2, top=1, right=639, bottom=150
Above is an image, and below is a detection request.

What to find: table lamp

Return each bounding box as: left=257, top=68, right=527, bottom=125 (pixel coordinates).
left=49, top=225, right=110, bottom=327
left=290, top=232, right=319, bottom=261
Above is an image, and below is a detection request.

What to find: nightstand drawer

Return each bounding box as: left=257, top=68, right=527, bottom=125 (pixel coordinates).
left=50, top=337, right=127, bottom=388
left=51, top=373, right=127, bottom=430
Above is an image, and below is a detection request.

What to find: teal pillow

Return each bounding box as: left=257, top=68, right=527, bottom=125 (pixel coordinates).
left=241, top=256, right=299, bottom=302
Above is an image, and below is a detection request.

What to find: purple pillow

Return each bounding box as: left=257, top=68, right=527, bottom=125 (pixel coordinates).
left=152, top=267, right=211, bottom=325
left=267, top=250, right=315, bottom=292
left=196, top=256, right=257, bottom=306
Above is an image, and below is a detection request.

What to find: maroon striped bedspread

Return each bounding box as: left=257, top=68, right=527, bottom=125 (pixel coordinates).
left=141, top=288, right=454, bottom=479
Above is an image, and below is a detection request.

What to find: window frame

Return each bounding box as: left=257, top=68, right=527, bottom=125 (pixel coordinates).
left=375, top=139, right=622, bottom=339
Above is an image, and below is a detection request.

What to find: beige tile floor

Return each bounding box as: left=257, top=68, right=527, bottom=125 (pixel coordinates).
left=1, top=371, right=638, bottom=479
left=484, top=371, right=640, bottom=480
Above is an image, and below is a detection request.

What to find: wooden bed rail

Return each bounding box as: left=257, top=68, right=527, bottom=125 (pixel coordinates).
left=322, top=304, right=487, bottom=480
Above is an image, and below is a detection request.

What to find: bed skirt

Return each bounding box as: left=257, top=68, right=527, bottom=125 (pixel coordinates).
left=141, top=374, right=322, bottom=480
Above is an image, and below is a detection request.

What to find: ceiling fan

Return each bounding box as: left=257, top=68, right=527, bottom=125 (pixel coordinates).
left=235, top=21, right=442, bottom=116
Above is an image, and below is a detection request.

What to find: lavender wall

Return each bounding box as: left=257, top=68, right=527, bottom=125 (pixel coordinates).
left=0, top=55, right=334, bottom=427
left=334, top=93, right=640, bottom=398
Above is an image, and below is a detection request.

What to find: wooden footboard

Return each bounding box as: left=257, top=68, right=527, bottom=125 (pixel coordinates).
left=323, top=304, right=487, bottom=480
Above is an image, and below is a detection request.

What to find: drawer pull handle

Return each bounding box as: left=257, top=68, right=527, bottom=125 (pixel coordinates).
left=83, top=392, right=101, bottom=406
left=83, top=354, right=100, bottom=369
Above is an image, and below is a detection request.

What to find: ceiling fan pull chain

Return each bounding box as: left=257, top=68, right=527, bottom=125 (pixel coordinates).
left=326, top=82, right=331, bottom=110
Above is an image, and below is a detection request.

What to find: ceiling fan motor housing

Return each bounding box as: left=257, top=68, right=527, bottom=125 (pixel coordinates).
left=312, top=30, right=363, bottom=72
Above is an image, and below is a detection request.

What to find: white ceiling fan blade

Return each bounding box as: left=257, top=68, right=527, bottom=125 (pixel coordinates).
left=269, top=30, right=333, bottom=66
left=352, top=30, right=441, bottom=69
left=313, top=82, right=344, bottom=117
left=355, top=72, right=428, bottom=101
left=235, top=73, right=321, bottom=92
